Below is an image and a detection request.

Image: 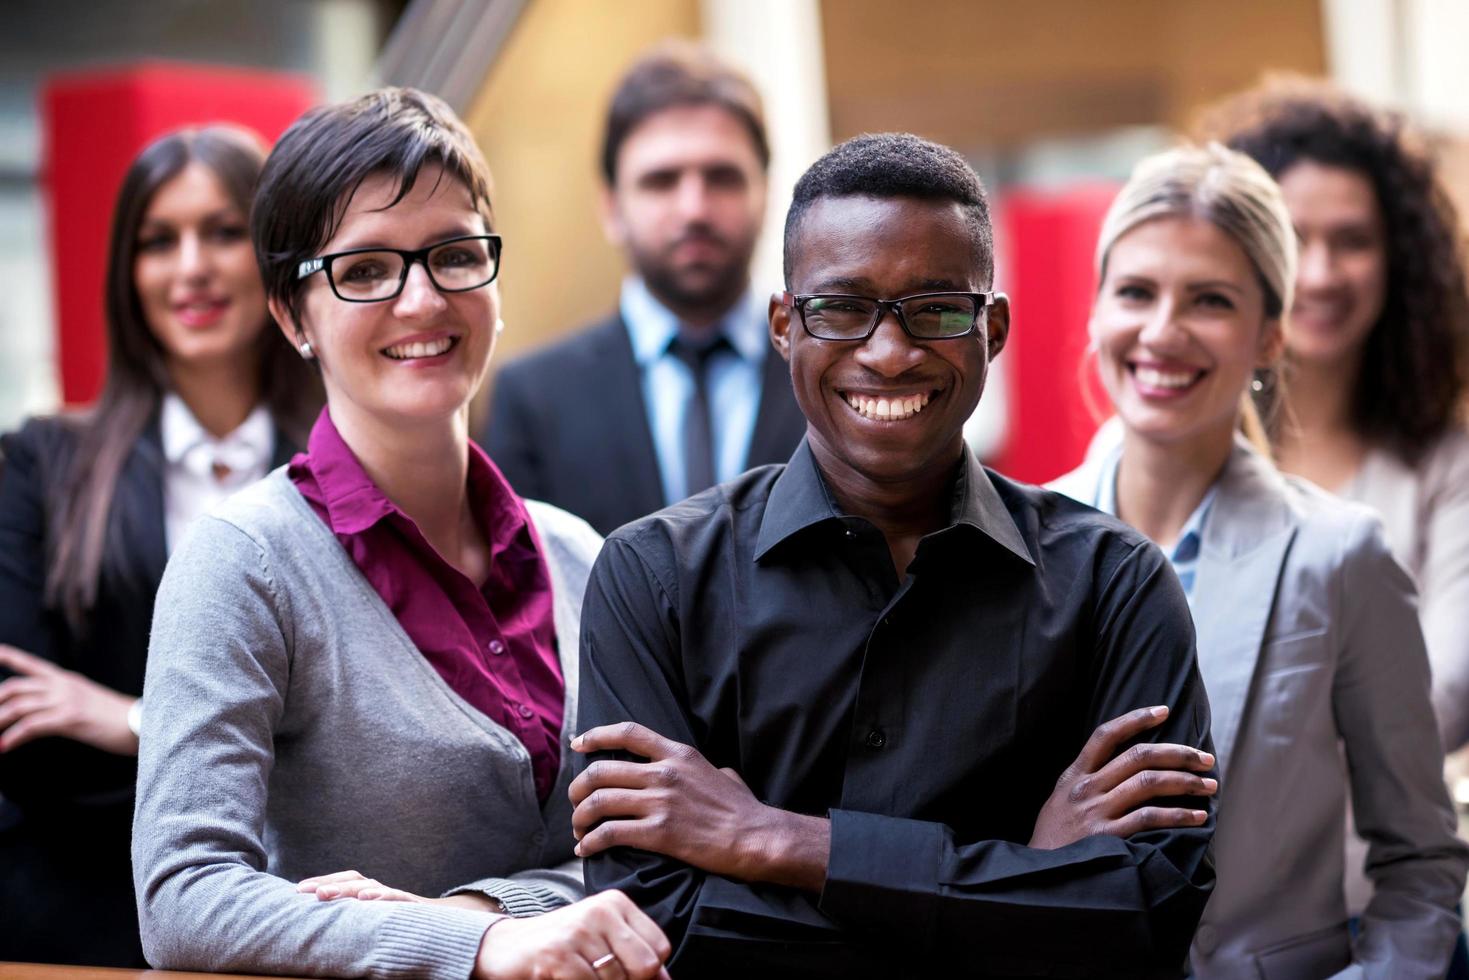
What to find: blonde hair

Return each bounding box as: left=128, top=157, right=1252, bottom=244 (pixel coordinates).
left=1095, top=143, right=1298, bottom=452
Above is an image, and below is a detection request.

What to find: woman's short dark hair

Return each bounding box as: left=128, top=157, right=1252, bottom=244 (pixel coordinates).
left=1204, top=79, right=1469, bottom=463
left=601, top=39, right=769, bottom=185
left=252, top=87, right=496, bottom=333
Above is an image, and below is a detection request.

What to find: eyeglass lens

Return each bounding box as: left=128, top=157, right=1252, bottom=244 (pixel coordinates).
left=330, top=238, right=499, bottom=300
left=803, top=294, right=981, bottom=340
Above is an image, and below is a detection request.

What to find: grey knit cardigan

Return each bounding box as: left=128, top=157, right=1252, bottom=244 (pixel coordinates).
left=133, top=469, right=603, bottom=979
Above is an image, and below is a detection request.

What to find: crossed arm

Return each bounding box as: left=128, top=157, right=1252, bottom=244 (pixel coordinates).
left=568, top=537, right=1219, bottom=975
left=568, top=708, right=1215, bottom=889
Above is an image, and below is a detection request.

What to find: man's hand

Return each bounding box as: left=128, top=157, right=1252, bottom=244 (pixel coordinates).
left=570, top=722, right=828, bottom=891
left=0, top=644, right=139, bottom=755
left=1029, top=705, right=1216, bottom=850
left=474, top=890, right=671, bottom=980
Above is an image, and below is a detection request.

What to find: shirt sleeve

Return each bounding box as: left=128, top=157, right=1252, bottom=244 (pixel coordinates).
left=1335, top=512, right=1469, bottom=976
left=445, top=856, right=583, bottom=916
left=1418, top=442, right=1469, bottom=752
left=0, top=424, right=55, bottom=661
left=580, top=531, right=1217, bottom=976
left=133, top=515, right=496, bottom=979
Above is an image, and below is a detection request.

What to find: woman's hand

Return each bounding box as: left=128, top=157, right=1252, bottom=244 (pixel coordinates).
left=297, top=870, right=502, bottom=912
left=1029, top=705, right=1217, bottom=850
left=474, top=890, right=671, bottom=980
left=0, top=645, right=138, bottom=755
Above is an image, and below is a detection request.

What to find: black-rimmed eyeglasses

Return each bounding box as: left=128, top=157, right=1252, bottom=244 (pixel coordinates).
left=297, top=234, right=502, bottom=303
left=782, top=290, right=993, bottom=341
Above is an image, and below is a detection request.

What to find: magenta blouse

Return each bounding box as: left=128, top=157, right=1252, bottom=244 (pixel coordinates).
left=289, top=408, right=564, bottom=802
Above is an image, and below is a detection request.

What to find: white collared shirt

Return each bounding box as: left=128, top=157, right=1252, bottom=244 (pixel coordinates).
left=618, top=277, right=768, bottom=506
left=160, top=392, right=274, bottom=553
left=1094, top=445, right=1216, bottom=603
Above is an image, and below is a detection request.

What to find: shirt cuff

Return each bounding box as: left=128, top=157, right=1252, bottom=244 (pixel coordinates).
left=444, top=877, right=570, bottom=918
left=818, top=809, right=942, bottom=949
left=375, top=902, right=496, bottom=980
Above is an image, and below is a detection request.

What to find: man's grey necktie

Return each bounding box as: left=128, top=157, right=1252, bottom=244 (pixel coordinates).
left=667, top=333, right=732, bottom=497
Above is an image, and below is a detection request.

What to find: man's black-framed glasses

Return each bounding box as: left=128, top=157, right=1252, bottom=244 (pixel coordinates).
left=783, top=290, right=993, bottom=341
left=297, top=234, right=503, bottom=303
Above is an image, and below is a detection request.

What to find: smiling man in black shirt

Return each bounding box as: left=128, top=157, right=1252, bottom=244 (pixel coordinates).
left=569, top=133, right=1217, bottom=978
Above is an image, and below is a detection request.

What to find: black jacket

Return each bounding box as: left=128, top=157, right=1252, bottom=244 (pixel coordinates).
left=483, top=313, right=807, bottom=536
left=0, top=414, right=296, bottom=966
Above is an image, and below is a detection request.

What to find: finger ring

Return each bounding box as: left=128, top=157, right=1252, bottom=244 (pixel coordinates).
left=591, top=952, right=618, bottom=970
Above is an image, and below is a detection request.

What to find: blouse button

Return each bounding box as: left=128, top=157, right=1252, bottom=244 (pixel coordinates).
left=865, top=728, right=887, bottom=748
left=517, top=703, right=535, bottom=719
left=488, top=639, right=506, bottom=656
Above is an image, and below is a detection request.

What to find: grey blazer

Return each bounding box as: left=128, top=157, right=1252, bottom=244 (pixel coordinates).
left=1052, top=436, right=1468, bottom=980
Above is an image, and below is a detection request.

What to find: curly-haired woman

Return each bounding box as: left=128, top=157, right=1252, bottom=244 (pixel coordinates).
left=1207, top=80, right=1469, bottom=973
left=1208, top=81, right=1469, bottom=753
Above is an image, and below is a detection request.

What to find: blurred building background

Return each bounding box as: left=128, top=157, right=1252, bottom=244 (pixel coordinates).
left=4, top=0, right=1467, bottom=479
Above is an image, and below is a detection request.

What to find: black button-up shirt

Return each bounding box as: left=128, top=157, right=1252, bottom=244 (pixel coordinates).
left=578, top=441, right=1215, bottom=978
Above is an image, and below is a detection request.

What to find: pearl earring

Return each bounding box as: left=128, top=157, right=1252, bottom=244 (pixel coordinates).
left=1251, top=377, right=1264, bottom=392
left=495, top=319, right=506, bottom=335
left=299, top=341, right=314, bottom=360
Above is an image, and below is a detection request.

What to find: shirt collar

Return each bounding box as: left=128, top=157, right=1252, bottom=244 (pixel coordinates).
left=754, top=439, right=1035, bottom=566
left=1095, top=444, right=1218, bottom=562
left=619, top=276, right=765, bottom=365
left=301, top=407, right=398, bottom=534
left=160, top=390, right=273, bottom=469
left=301, top=406, right=531, bottom=544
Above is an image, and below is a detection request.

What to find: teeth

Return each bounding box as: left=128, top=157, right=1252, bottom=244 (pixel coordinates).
left=1134, top=366, right=1197, bottom=389
left=1293, top=302, right=1346, bottom=323
left=844, top=391, right=931, bottom=421
left=384, top=336, right=454, bottom=360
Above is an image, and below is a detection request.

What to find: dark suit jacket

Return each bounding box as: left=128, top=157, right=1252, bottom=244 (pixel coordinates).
left=0, top=414, right=296, bottom=967
left=484, top=312, right=807, bottom=536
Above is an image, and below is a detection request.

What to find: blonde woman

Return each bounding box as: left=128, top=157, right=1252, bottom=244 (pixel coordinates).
left=1051, top=144, right=1467, bottom=978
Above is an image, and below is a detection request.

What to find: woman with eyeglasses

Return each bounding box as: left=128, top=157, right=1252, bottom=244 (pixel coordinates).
left=0, top=125, right=320, bottom=967
left=1051, top=143, right=1467, bottom=978
left=133, top=88, right=671, bottom=980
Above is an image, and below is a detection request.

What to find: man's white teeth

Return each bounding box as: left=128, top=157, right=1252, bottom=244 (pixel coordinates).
left=1134, top=366, right=1197, bottom=390
left=845, top=391, right=930, bottom=420
left=384, top=336, right=454, bottom=360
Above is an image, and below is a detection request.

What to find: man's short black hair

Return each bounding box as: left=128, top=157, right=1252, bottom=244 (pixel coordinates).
left=783, top=133, right=993, bottom=286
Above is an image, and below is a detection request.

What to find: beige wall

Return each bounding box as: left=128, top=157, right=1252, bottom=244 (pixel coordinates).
left=461, top=0, right=1333, bottom=428
left=463, top=0, right=700, bottom=367
left=819, top=0, right=1326, bottom=151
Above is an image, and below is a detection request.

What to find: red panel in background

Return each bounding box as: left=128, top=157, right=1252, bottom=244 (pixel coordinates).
left=989, top=183, right=1120, bottom=485
left=40, top=62, right=318, bottom=407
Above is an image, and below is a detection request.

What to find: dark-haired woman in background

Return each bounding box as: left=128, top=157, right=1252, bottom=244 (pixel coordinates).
left=1210, top=81, right=1469, bottom=753
left=0, top=126, right=321, bottom=966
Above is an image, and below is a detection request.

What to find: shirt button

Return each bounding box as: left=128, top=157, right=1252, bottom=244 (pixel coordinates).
left=844, top=529, right=855, bottom=539
left=488, top=639, right=505, bottom=656
left=865, top=728, right=887, bottom=748
left=516, top=703, right=535, bottom=719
